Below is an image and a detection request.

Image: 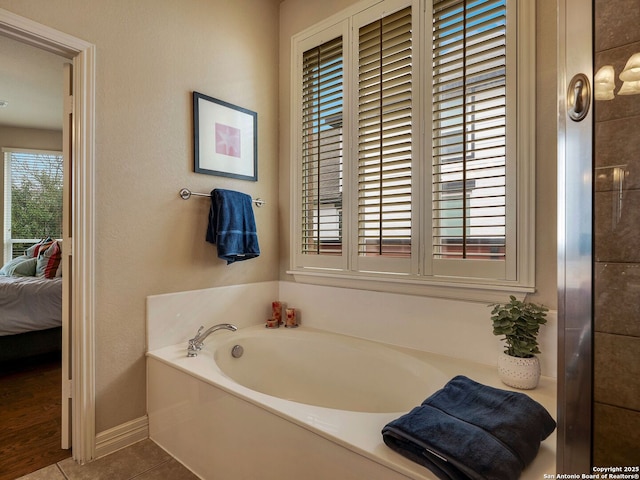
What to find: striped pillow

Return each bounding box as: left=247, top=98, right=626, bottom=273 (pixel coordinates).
left=26, top=237, right=54, bottom=258
left=36, top=241, right=62, bottom=279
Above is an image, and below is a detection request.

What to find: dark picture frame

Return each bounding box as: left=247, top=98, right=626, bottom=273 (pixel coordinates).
left=193, top=91, right=257, bottom=181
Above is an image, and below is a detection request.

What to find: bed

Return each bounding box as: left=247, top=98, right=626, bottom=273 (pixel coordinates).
left=0, top=239, right=63, bottom=364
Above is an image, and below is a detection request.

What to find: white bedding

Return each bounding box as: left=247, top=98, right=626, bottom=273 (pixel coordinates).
left=0, top=275, right=62, bottom=336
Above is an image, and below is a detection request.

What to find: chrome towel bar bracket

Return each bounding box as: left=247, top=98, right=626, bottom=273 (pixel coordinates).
left=179, top=188, right=265, bottom=207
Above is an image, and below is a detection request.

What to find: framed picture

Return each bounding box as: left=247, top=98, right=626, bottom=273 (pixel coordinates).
left=193, top=91, right=257, bottom=181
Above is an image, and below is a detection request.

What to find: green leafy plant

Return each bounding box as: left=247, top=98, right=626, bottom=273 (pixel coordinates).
left=490, top=295, right=548, bottom=358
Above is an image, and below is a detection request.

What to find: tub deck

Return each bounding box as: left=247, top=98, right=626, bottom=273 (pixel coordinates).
left=147, top=325, right=556, bottom=479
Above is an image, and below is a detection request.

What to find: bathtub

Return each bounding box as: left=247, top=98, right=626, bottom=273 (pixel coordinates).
left=147, top=325, right=556, bottom=479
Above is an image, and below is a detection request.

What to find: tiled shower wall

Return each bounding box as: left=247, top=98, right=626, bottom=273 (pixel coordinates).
left=593, top=0, right=640, bottom=466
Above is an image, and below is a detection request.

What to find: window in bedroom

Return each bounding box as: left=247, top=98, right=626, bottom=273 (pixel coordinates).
left=290, top=0, right=535, bottom=298
left=2, top=148, right=63, bottom=261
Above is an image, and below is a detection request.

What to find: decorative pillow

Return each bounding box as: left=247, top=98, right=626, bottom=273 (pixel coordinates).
left=26, top=237, right=54, bottom=258
left=0, top=256, right=37, bottom=276
left=55, top=240, right=63, bottom=277
left=0, top=255, right=30, bottom=276
left=8, top=257, right=37, bottom=276
left=36, top=241, right=62, bottom=279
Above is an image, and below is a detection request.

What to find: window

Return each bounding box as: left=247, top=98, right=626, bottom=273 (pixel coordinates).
left=291, top=0, right=535, bottom=299
left=357, top=7, right=413, bottom=260
left=301, top=36, right=344, bottom=257
left=3, top=149, right=63, bottom=261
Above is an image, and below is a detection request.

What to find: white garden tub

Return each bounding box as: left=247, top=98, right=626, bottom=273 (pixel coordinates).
left=147, top=325, right=556, bottom=479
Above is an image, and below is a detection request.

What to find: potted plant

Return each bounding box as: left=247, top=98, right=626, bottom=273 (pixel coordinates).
left=490, top=295, right=548, bottom=389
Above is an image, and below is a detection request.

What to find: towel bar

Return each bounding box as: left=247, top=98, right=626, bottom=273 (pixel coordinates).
left=179, top=188, right=265, bottom=207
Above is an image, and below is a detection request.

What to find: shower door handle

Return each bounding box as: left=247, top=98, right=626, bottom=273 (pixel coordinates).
left=567, top=73, right=591, bottom=122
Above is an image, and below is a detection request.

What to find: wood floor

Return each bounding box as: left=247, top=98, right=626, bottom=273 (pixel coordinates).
left=0, top=353, right=71, bottom=480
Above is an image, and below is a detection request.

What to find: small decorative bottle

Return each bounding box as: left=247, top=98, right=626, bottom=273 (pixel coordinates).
left=285, top=308, right=298, bottom=328
left=272, top=301, right=283, bottom=325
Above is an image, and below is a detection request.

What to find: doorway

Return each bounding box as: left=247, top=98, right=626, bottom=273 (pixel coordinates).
left=0, top=35, right=72, bottom=479
left=0, top=7, right=96, bottom=465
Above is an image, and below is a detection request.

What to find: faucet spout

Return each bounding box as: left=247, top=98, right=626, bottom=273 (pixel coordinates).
left=187, top=323, right=237, bottom=357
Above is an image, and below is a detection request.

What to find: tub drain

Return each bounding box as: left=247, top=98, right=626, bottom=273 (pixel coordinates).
left=231, top=344, right=244, bottom=358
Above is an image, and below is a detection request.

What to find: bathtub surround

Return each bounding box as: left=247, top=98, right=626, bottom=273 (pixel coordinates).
left=147, top=282, right=557, bottom=476
left=148, top=281, right=557, bottom=377
left=146, top=281, right=279, bottom=352
left=147, top=326, right=556, bottom=479
left=280, top=282, right=558, bottom=378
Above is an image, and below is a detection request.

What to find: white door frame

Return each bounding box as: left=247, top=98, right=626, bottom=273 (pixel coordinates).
left=0, top=8, right=96, bottom=464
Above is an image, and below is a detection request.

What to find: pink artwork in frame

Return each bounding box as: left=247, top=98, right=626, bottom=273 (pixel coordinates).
left=215, top=123, right=241, bottom=158
left=193, top=91, right=257, bottom=181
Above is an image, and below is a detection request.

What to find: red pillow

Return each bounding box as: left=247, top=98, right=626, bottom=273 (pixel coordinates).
left=36, top=241, right=62, bottom=279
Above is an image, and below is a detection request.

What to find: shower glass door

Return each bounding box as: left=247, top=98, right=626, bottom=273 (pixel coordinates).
left=592, top=0, right=640, bottom=466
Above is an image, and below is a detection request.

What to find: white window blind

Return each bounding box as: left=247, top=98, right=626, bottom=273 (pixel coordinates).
left=431, top=0, right=507, bottom=261
left=357, top=7, right=413, bottom=258
left=291, top=0, right=534, bottom=298
left=3, top=149, right=63, bottom=259
left=301, top=36, right=344, bottom=256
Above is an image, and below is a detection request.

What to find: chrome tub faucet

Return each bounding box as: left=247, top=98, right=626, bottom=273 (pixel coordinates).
left=187, top=323, right=237, bottom=357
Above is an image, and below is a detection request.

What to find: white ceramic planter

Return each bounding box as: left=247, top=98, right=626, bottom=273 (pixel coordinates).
left=497, top=353, right=541, bottom=389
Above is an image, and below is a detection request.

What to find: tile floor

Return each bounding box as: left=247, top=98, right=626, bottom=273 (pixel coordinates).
left=16, top=439, right=198, bottom=480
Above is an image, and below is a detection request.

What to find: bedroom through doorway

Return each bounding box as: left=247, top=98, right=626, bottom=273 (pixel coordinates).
left=0, top=33, right=70, bottom=479
left=0, top=6, right=96, bottom=468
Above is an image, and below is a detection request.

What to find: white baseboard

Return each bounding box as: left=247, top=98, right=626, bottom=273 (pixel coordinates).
left=95, top=415, right=149, bottom=459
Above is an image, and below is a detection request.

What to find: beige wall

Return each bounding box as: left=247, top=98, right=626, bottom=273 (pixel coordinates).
left=0, top=127, right=62, bottom=151
left=278, top=0, right=558, bottom=308
left=0, top=0, right=280, bottom=432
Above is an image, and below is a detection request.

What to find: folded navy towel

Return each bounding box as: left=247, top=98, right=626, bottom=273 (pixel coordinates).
left=206, top=189, right=260, bottom=264
left=381, top=375, right=556, bottom=480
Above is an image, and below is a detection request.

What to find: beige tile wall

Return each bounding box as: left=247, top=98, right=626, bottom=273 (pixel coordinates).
left=593, top=0, right=640, bottom=466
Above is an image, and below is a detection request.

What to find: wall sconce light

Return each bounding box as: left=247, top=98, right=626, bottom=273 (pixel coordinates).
left=618, top=80, right=640, bottom=95
left=594, top=65, right=615, bottom=100
left=620, top=53, right=640, bottom=81
left=595, top=53, right=640, bottom=100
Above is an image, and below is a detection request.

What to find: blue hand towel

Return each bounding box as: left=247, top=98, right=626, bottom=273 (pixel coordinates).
left=381, top=375, right=556, bottom=480
left=206, top=189, right=260, bottom=264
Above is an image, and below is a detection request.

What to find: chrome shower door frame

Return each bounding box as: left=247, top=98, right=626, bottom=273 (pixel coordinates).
left=557, top=0, right=593, bottom=473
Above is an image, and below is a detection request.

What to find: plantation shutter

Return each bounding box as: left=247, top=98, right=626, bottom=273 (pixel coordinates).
left=301, top=36, right=344, bottom=256
left=3, top=150, right=63, bottom=258
left=357, top=7, right=413, bottom=258
left=431, top=0, right=507, bottom=262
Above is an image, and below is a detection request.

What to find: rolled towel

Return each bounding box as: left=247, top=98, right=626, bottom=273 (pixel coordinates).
left=381, top=375, right=556, bottom=480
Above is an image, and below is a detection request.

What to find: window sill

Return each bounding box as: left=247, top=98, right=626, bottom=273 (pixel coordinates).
left=287, top=268, right=534, bottom=303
